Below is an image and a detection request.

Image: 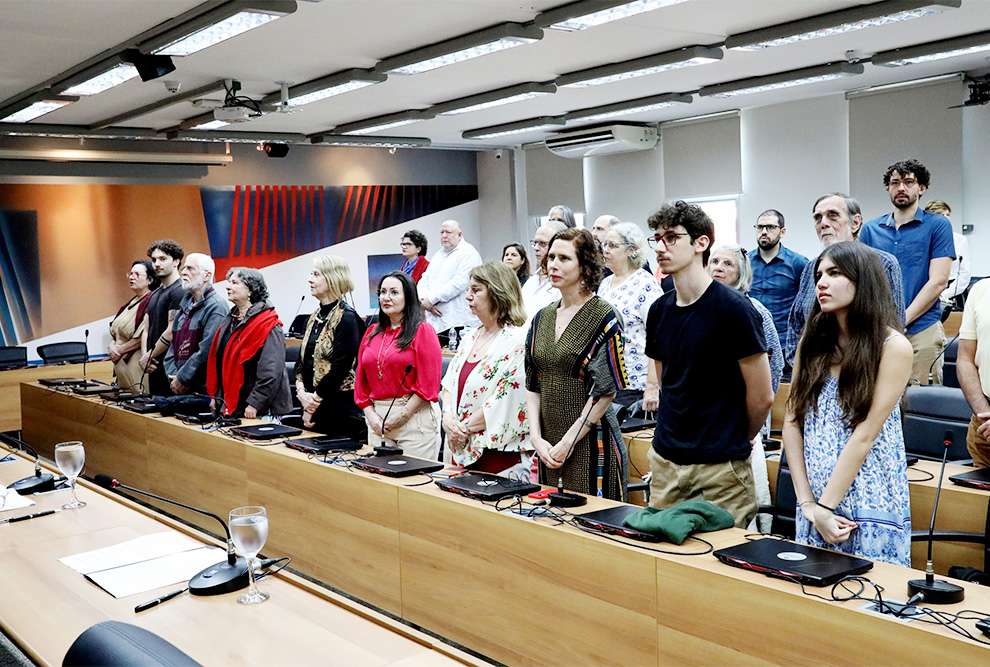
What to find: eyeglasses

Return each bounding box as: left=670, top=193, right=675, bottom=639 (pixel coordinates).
left=531, top=239, right=549, bottom=249
left=647, top=232, right=691, bottom=249
left=887, top=178, right=918, bottom=189
left=399, top=242, right=414, bottom=247
left=601, top=241, right=626, bottom=251
left=754, top=224, right=780, bottom=232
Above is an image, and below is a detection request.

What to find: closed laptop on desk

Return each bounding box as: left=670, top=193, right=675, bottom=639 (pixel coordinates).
left=284, top=436, right=361, bottom=455
left=948, top=467, right=990, bottom=490
left=436, top=472, right=538, bottom=500
left=574, top=505, right=661, bottom=542
left=230, top=424, right=302, bottom=440
left=351, top=455, right=442, bottom=477
left=713, top=538, right=873, bottom=586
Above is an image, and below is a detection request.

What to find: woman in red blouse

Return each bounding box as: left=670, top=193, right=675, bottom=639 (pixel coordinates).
left=355, top=271, right=442, bottom=459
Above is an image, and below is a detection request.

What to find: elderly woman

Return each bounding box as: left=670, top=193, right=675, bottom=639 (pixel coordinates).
left=441, top=262, right=532, bottom=477
left=597, top=222, right=663, bottom=410
left=294, top=256, right=366, bottom=440
left=708, top=243, right=783, bottom=532
left=502, top=243, right=531, bottom=287
left=400, top=229, right=430, bottom=284
left=548, top=204, right=576, bottom=228
left=355, top=271, right=443, bottom=459
left=108, top=260, right=160, bottom=393
left=207, top=267, right=292, bottom=418
left=526, top=228, right=630, bottom=501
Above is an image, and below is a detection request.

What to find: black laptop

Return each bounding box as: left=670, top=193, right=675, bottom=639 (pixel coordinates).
left=229, top=423, right=303, bottom=440
left=620, top=416, right=657, bottom=433
left=71, top=380, right=113, bottom=395
left=122, top=397, right=160, bottom=413
left=948, top=467, right=990, bottom=490
left=573, top=505, right=662, bottom=542
left=351, top=454, right=443, bottom=478
left=284, top=436, right=362, bottom=455
left=713, top=538, right=874, bottom=587
left=435, top=472, right=539, bottom=500
left=38, top=377, right=86, bottom=387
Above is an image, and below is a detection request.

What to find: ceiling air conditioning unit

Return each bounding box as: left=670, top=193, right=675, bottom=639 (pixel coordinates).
left=544, top=124, right=658, bottom=159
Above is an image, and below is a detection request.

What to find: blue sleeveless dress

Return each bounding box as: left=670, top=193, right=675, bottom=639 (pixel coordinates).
left=795, top=374, right=912, bottom=566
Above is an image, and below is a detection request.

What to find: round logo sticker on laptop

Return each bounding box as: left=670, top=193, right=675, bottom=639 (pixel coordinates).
left=776, top=551, right=807, bottom=561
left=476, top=480, right=498, bottom=487
left=387, top=460, right=407, bottom=466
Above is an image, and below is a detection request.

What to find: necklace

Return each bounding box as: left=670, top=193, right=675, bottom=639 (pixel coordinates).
left=468, top=326, right=501, bottom=361
left=377, top=326, right=399, bottom=379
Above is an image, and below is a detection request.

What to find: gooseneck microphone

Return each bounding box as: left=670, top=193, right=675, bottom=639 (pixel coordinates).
left=82, top=329, right=90, bottom=384
left=290, top=295, right=306, bottom=336
left=907, top=430, right=965, bottom=605
left=548, top=394, right=598, bottom=508
left=1, top=433, right=57, bottom=495
left=378, top=364, right=413, bottom=453
left=94, top=474, right=249, bottom=596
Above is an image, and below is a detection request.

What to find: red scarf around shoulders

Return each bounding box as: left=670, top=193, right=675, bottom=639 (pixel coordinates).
left=207, top=309, right=280, bottom=415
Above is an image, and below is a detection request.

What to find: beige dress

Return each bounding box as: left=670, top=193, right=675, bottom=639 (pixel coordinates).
left=109, top=295, right=148, bottom=393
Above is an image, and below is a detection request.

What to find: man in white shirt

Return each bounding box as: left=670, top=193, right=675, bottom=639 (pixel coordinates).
left=418, top=219, right=482, bottom=338
left=521, top=220, right=566, bottom=319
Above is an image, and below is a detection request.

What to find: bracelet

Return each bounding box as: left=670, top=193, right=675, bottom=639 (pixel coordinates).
left=815, top=501, right=836, bottom=513
left=798, top=500, right=815, bottom=508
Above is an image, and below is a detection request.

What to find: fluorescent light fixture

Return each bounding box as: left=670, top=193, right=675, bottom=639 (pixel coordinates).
left=165, top=129, right=305, bottom=144
left=727, top=0, right=959, bottom=51
left=335, top=111, right=435, bottom=135
left=557, top=46, right=722, bottom=87
left=0, top=148, right=232, bottom=165
left=872, top=29, right=990, bottom=66
left=383, top=23, right=542, bottom=75
left=565, top=93, right=691, bottom=122
left=345, top=119, right=421, bottom=135
left=155, top=8, right=292, bottom=56
left=289, top=80, right=378, bottom=106
left=190, top=119, right=231, bottom=130
left=0, top=100, right=73, bottom=123
left=462, top=116, right=566, bottom=140
left=62, top=64, right=140, bottom=95
left=699, top=62, right=864, bottom=98
left=435, top=82, right=556, bottom=115
left=310, top=135, right=432, bottom=148
left=548, top=0, right=691, bottom=31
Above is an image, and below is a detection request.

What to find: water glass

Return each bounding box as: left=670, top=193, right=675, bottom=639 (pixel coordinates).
left=229, top=506, right=269, bottom=604
left=54, top=441, right=86, bottom=509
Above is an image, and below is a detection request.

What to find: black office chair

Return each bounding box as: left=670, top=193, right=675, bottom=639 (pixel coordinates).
left=287, top=313, right=310, bottom=339
left=757, top=451, right=796, bottom=540
left=911, top=493, right=990, bottom=582
left=0, top=345, right=28, bottom=370
left=942, top=337, right=959, bottom=389
left=63, top=621, right=202, bottom=666
left=901, top=385, right=972, bottom=462
left=37, top=341, right=88, bottom=365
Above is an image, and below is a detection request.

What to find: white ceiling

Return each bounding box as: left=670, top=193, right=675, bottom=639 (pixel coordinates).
left=2, top=0, right=990, bottom=149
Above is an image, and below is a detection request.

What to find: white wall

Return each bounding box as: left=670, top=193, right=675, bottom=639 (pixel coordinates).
left=476, top=149, right=519, bottom=262
left=962, top=106, right=990, bottom=279
left=583, top=146, right=664, bottom=228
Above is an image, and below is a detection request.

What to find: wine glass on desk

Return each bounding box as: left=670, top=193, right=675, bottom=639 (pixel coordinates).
left=229, top=506, right=269, bottom=604
left=55, top=441, right=86, bottom=509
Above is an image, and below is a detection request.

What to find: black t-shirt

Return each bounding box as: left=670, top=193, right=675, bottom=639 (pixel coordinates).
left=645, top=280, right=767, bottom=464
left=146, top=279, right=184, bottom=349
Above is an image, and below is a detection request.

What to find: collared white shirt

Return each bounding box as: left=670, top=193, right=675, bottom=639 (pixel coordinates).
left=521, top=272, right=560, bottom=322
left=418, top=239, right=482, bottom=332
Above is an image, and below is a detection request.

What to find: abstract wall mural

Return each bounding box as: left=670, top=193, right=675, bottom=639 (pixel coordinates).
left=0, top=209, right=41, bottom=345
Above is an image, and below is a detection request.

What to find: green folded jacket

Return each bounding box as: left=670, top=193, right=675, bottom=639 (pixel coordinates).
left=622, top=500, right=735, bottom=544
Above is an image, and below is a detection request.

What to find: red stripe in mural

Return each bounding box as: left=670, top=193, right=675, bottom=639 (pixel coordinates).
left=229, top=185, right=241, bottom=258
left=317, top=187, right=324, bottom=246
left=261, top=185, right=270, bottom=254
left=239, top=186, right=250, bottom=257
left=290, top=185, right=298, bottom=252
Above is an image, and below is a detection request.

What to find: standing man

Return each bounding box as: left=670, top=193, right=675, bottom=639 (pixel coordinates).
left=958, top=278, right=990, bottom=467
left=140, top=239, right=184, bottom=396
left=418, top=220, right=482, bottom=344
left=520, top=220, right=565, bottom=319
left=645, top=201, right=773, bottom=528
left=786, top=193, right=905, bottom=366
left=163, top=253, right=228, bottom=395
left=591, top=214, right=621, bottom=278
left=748, top=209, right=807, bottom=377
left=860, top=159, right=955, bottom=384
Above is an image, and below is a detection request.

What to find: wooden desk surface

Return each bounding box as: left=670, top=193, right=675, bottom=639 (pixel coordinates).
left=0, top=361, right=113, bottom=431
left=0, top=455, right=477, bottom=667
left=20, top=385, right=990, bottom=665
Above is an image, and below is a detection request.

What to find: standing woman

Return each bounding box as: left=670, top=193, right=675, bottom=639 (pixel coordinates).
left=783, top=241, right=912, bottom=566
left=400, top=230, right=430, bottom=284
left=501, top=243, right=531, bottom=287
left=207, top=268, right=292, bottom=418
left=108, top=260, right=160, bottom=393
left=525, top=228, right=630, bottom=501
left=355, top=271, right=442, bottom=459
left=294, top=256, right=367, bottom=440
left=441, top=262, right=532, bottom=477
left=597, top=222, right=663, bottom=410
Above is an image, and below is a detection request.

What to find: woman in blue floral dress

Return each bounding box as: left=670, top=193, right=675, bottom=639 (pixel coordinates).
left=783, top=242, right=913, bottom=566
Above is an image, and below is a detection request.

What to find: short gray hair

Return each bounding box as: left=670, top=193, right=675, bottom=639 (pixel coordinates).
left=227, top=267, right=269, bottom=303
left=608, top=222, right=648, bottom=269
left=709, top=243, right=753, bottom=293
left=541, top=219, right=567, bottom=234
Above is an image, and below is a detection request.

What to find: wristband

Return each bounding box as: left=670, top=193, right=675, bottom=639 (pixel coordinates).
left=815, top=501, right=836, bottom=513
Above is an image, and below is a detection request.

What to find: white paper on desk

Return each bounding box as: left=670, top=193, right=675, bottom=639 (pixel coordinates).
left=0, top=488, right=35, bottom=513
left=84, top=546, right=225, bottom=598
left=58, top=531, right=206, bottom=575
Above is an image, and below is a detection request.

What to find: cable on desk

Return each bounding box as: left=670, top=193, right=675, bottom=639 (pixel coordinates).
left=255, top=556, right=291, bottom=582
left=907, top=469, right=935, bottom=483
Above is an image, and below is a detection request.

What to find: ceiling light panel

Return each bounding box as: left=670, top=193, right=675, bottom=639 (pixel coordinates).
left=566, top=93, right=692, bottom=122
left=463, top=117, right=566, bottom=140
left=443, top=92, right=546, bottom=115
left=344, top=118, right=422, bottom=135
left=190, top=120, right=231, bottom=130
left=388, top=37, right=537, bottom=75
left=155, top=10, right=286, bottom=56
left=550, top=0, right=691, bottom=31
left=434, top=82, right=557, bottom=115
left=1, top=100, right=73, bottom=123
left=557, top=46, right=722, bottom=87
left=699, top=62, right=864, bottom=98
left=288, top=80, right=379, bottom=106
left=63, top=65, right=140, bottom=95
left=872, top=30, right=990, bottom=66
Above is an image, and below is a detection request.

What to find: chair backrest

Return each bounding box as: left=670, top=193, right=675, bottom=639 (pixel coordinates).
left=943, top=337, right=960, bottom=388
left=37, top=341, right=88, bottom=365
left=901, top=385, right=972, bottom=461
left=63, top=621, right=202, bottom=666
left=771, top=454, right=796, bottom=540
left=0, top=346, right=28, bottom=369
left=287, top=313, right=310, bottom=338
left=285, top=344, right=301, bottom=364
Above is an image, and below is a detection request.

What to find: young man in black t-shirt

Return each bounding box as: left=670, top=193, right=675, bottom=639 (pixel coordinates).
left=140, top=239, right=184, bottom=396
left=644, top=202, right=773, bottom=528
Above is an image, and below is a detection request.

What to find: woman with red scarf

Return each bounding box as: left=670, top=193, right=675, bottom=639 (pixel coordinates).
left=207, top=267, right=292, bottom=418
left=108, top=260, right=160, bottom=393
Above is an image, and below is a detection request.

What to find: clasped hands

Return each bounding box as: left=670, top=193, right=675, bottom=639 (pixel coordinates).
left=442, top=413, right=471, bottom=450
left=801, top=503, right=857, bottom=544
left=420, top=297, right=442, bottom=317
left=531, top=435, right=575, bottom=469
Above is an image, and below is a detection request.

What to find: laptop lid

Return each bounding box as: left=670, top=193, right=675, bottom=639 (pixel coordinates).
left=573, top=505, right=662, bottom=542
left=71, top=381, right=113, bottom=395
left=284, top=436, right=362, bottom=455
left=229, top=424, right=303, bottom=440
left=620, top=416, right=657, bottom=433
left=38, top=377, right=86, bottom=387
left=948, top=467, right=990, bottom=490
left=713, top=538, right=873, bottom=587
left=351, top=454, right=443, bottom=478
left=436, top=473, right=539, bottom=500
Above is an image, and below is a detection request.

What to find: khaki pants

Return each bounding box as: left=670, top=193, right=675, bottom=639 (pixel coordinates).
left=647, top=447, right=758, bottom=529
left=967, top=414, right=990, bottom=469
left=907, top=321, right=946, bottom=386
left=367, top=396, right=441, bottom=461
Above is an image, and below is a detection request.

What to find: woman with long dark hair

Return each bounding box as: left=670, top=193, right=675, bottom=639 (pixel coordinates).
left=783, top=241, right=912, bottom=566
left=501, top=242, right=531, bottom=286
left=355, top=271, right=442, bottom=459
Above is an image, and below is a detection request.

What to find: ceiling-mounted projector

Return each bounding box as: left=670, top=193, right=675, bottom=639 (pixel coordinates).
left=214, top=106, right=258, bottom=122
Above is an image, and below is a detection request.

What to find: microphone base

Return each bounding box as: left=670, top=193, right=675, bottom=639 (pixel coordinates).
left=907, top=578, right=965, bottom=605
left=7, top=472, right=55, bottom=496
left=374, top=445, right=403, bottom=457
left=548, top=491, right=587, bottom=508
left=189, top=557, right=250, bottom=596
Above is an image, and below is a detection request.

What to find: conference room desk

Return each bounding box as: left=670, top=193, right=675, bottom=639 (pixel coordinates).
left=0, top=361, right=113, bottom=431
left=20, top=384, right=990, bottom=665
left=0, top=455, right=480, bottom=667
